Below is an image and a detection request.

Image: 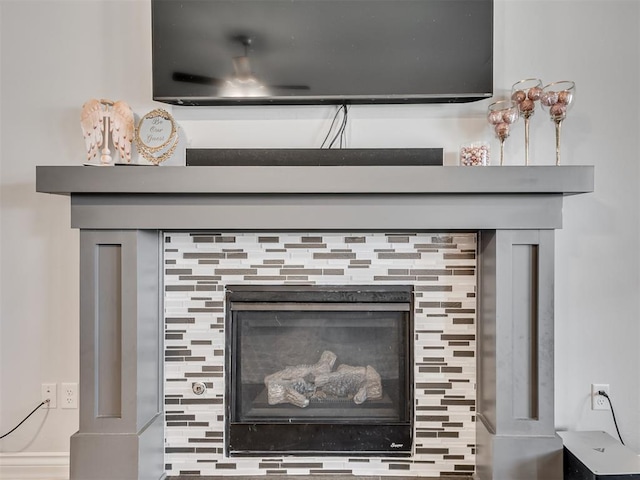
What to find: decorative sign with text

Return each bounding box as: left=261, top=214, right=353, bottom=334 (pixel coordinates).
left=135, top=109, right=179, bottom=165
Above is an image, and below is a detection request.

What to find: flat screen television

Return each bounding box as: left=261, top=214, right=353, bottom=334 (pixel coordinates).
left=151, top=0, right=493, bottom=106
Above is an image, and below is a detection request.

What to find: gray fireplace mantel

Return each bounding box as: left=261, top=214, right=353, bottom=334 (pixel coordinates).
left=36, top=165, right=593, bottom=195
left=36, top=165, right=593, bottom=231
left=36, top=164, right=594, bottom=480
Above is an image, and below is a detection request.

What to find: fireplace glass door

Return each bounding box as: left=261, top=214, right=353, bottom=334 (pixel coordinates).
left=225, top=285, right=413, bottom=456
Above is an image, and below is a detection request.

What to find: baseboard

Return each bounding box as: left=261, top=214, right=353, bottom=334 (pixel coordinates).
left=0, top=452, right=69, bottom=480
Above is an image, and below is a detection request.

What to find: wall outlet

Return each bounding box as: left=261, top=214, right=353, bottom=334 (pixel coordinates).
left=591, top=383, right=610, bottom=410
left=41, top=383, right=57, bottom=408
left=61, top=382, right=78, bottom=409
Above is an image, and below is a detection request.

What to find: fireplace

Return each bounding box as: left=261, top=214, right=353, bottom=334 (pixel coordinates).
left=35, top=164, right=594, bottom=480
left=225, top=285, right=413, bottom=456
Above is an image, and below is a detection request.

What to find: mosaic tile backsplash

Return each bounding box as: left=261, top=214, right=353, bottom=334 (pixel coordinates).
left=164, top=232, right=477, bottom=477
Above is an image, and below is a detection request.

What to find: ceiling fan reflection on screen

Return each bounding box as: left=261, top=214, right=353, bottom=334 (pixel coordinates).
left=172, top=35, right=309, bottom=98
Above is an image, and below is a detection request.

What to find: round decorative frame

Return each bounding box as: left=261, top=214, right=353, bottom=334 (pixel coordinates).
left=135, top=108, right=179, bottom=165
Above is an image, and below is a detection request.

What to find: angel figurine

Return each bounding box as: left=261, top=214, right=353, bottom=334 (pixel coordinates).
left=80, top=98, right=134, bottom=165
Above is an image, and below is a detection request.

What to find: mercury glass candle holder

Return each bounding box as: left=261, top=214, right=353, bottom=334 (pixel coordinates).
left=540, top=81, right=576, bottom=165
left=511, top=78, right=543, bottom=165
left=487, top=99, right=520, bottom=166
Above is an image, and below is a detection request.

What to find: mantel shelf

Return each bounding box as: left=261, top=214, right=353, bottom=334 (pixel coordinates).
left=36, top=165, right=594, bottom=196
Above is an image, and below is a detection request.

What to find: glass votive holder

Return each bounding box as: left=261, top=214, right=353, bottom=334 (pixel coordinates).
left=460, top=142, right=490, bottom=166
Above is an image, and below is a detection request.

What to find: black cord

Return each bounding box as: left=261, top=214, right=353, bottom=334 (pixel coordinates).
left=0, top=400, right=48, bottom=440
left=598, top=390, right=625, bottom=445
left=337, top=104, right=348, bottom=148
left=320, top=103, right=350, bottom=149
left=320, top=105, right=344, bottom=148
left=328, top=104, right=348, bottom=149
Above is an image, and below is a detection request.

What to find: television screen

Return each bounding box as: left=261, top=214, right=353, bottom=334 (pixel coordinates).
left=152, top=0, right=493, bottom=106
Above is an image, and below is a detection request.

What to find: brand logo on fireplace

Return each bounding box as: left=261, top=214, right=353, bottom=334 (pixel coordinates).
left=390, top=443, right=404, bottom=448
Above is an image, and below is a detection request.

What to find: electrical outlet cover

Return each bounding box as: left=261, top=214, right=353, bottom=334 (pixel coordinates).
left=61, top=382, right=78, bottom=409
left=41, top=383, right=57, bottom=408
left=591, top=383, right=610, bottom=410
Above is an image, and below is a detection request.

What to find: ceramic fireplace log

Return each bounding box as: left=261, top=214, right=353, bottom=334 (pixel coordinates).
left=265, top=351, right=384, bottom=408
left=315, top=365, right=383, bottom=405
left=265, top=350, right=337, bottom=407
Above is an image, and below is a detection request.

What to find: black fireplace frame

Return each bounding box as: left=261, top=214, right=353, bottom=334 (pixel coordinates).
left=224, top=285, right=414, bottom=457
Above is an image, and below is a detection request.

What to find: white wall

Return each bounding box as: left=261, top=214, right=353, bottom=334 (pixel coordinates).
left=1, top=0, right=638, bottom=462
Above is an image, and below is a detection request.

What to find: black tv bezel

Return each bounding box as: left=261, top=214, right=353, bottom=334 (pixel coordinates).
left=153, top=93, right=494, bottom=107
left=151, top=0, right=494, bottom=107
